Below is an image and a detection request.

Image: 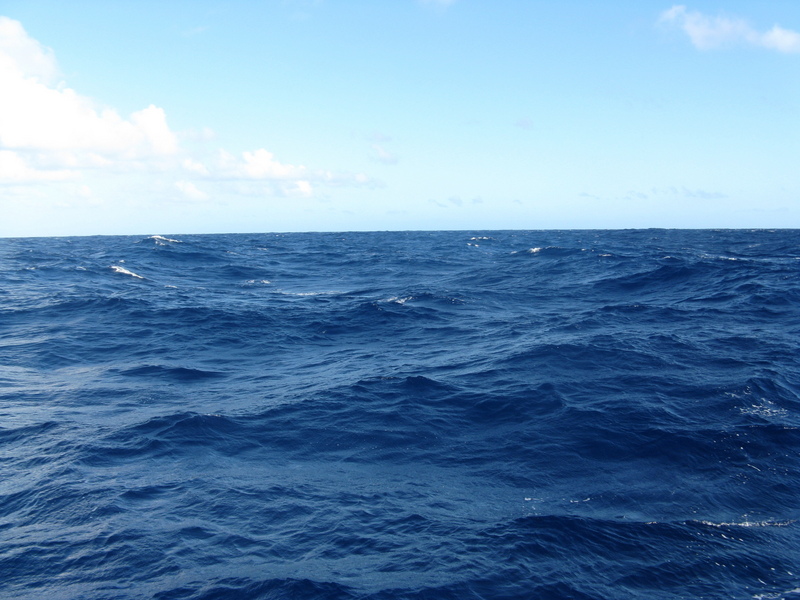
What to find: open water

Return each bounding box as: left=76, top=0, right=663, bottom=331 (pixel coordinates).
left=1, top=229, right=799, bottom=600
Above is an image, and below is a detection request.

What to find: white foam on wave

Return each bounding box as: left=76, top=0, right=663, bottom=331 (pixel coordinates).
left=753, top=587, right=800, bottom=600
left=149, top=235, right=181, bottom=244
left=110, top=265, right=145, bottom=279
left=740, top=398, right=788, bottom=419
left=275, top=289, right=340, bottom=296
left=694, top=519, right=795, bottom=528
left=700, top=253, right=747, bottom=262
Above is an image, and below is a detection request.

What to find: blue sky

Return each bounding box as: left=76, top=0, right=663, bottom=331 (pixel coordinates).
left=1, top=1, right=799, bottom=236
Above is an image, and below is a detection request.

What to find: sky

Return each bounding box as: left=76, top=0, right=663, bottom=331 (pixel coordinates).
left=1, top=0, right=799, bottom=236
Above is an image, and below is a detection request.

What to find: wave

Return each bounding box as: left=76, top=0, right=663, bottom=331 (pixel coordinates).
left=2, top=229, right=799, bottom=600
left=114, top=364, right=226, bottom=381
left=110, top=264, right=145, bottom=279
left=148, top=235, right=182, bottom=244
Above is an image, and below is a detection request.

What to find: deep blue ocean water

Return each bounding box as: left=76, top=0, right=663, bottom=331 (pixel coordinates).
left=1, top=229, right=799, bottom=600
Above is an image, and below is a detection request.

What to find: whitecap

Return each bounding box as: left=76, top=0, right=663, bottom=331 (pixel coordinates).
left=740, top=399, right=788, bottom=419
left=110, top=265, right=145, bottom=279
left=694, top=519, right=794, bottom=528
left=149, top=235, right=181, bottom=244
left=275, top=290, right=340, bottom=296
left=753, top=587, right=800, bottom=600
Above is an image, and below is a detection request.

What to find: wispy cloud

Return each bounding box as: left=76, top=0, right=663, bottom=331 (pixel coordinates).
left=515, top=118, right=534, bottom=130
left=182, top=25, right=209, bottom=37
left=370, top=144, right=398, bottom=165
left=366, top=132, right=398, bottom=165
left=660, top=5, right=800, bottom=53
left=581, top=186, right=727, bottom=203
left=428, top=195, right=481, bottom=208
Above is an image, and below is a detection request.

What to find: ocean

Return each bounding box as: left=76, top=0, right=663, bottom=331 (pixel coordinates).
left=1, top=229, right=799, bottom=600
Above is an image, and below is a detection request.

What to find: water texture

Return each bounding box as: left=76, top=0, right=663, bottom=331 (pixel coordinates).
left=1, top=229, right=799, bottom=599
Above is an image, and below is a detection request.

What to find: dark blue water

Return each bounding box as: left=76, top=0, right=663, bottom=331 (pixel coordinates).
left=1, top=230, right=799, bottom=600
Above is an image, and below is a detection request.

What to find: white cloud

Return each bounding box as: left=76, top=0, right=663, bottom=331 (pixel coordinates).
left=240, top=148, right=306, bottom=179
left=660, top=5, right=800, bottom=53
left=0, top=16, right=373, bottom=200
left=282, top=180, right=313, bottom=197
left=182, top=158, right=210, bottom=175
left=0, top=150, right=77, bottom=182
left=0, top=16, right=57, bottom=84
left=175, top=180, right=208, bottom=201
left=0, top=15, right=178, bottom=183
left=214, top=148, right=370, bottom=190
left=0, top=77, right=178, bottom=158
left=760, top=25, right=800, bottom=53
left=215, top=148, right=304, bottom=179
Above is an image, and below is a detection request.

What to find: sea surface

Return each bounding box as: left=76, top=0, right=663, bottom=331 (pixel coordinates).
left=1, top=229, right=799, bottom=600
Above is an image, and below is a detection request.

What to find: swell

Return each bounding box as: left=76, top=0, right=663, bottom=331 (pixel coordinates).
left=2, top=230, right=799, bottom=600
